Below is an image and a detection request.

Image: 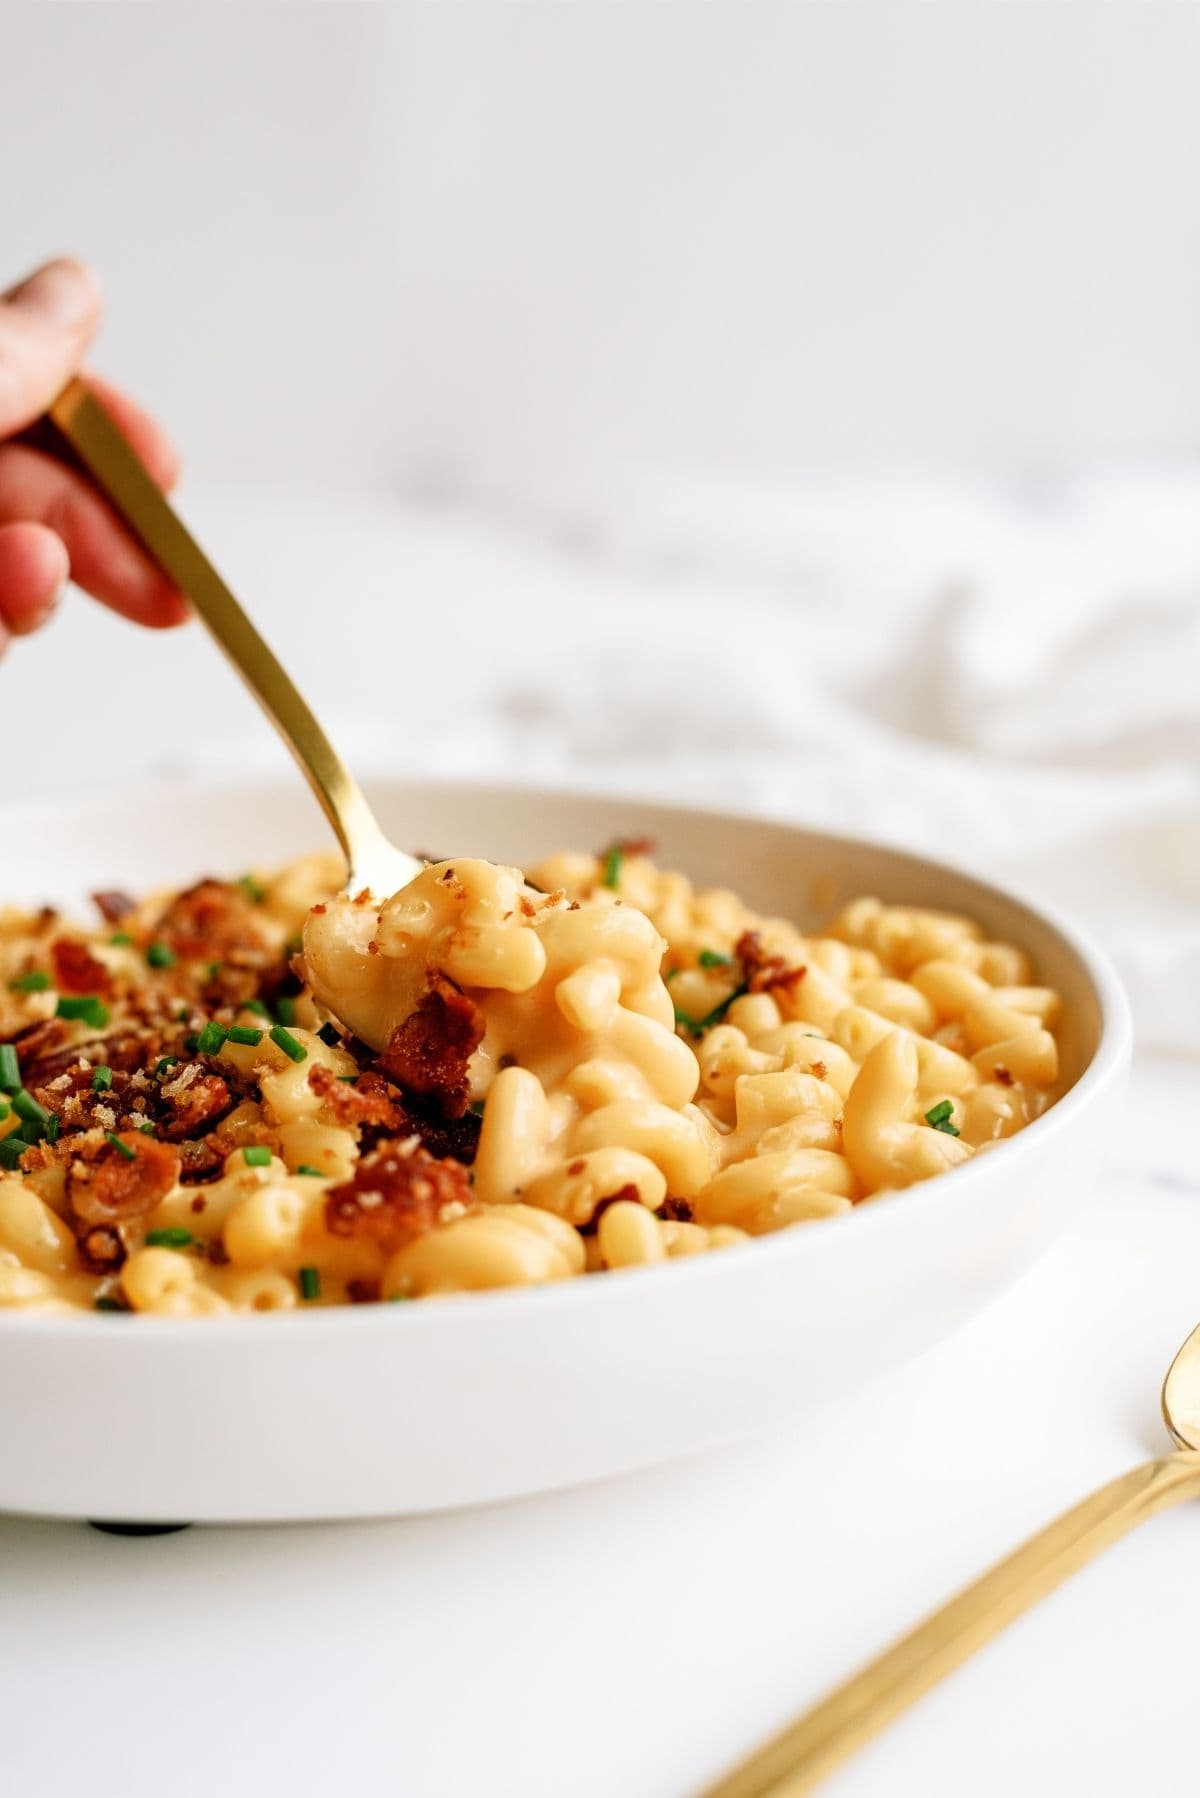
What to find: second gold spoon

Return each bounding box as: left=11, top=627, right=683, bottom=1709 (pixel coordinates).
left=702, top=1318, right=1200, bottom=1796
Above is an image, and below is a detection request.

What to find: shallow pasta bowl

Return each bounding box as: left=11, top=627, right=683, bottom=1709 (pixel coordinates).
left=0, top=777, right=1130, bottom=1523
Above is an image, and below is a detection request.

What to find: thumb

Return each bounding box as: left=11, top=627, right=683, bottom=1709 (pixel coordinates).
left=0, top=257, right=102, bottom=435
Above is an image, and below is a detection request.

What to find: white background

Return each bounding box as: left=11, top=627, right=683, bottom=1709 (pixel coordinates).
left=4, top=2, right=1200, bottom=491
left=1, top=7, right=1198, bottom=1797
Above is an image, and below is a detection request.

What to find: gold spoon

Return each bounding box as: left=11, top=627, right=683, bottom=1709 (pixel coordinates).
left=702, top=1319, right=1200, bottom=1797
left=39, top=378, right=422, bottom=904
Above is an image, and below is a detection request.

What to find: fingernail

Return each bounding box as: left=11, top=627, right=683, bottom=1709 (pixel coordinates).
left=8, top=258, right=100, bottom=331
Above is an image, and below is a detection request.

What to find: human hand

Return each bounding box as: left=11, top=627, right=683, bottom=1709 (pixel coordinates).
left=0, top=257, right=187, bottom=655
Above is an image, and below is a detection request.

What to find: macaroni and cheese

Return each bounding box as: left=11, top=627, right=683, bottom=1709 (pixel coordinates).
left=0, top=841, right=1062, bottom=1315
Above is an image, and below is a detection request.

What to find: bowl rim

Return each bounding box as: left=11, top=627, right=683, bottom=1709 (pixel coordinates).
left=0, top=774, right=1132, bottom=1340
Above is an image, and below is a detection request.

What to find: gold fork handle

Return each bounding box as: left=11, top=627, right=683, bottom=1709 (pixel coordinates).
left=702, top=1452, right=1200, bottom=1798
left=42, top=378, right=398, bottom=884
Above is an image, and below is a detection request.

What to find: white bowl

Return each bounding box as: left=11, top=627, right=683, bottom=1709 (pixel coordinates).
left=0, top=778, right=1129, bottom=1523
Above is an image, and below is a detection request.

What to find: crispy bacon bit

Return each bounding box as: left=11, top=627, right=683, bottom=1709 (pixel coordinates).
left=92, top=890, right=136, bottom=925
left=580, top=1183, right=642, bottom=1234
left=155, top=879, right=265, bottom=961
left=735, top=930, right=807, bottom=997
left=518, top=894, right=537, bottom=918
left=567, top=1158, right=586, bottom=1176
left=388, top=1091, right=482, bottom=1165
left=158, top=1072, right=233, bottom=1142
left=24, top=1022, right=178, bottom=1092
left=993, top=1065, right=1014, bottom=1086
left=376, top=973, right=485, bottom=1119
left=347, top=1277, right=381, bottom=1304
left=311, top=902, right=327, bottom=916
left=30, top=1062, right=124, bottom=1128
left=77, top=1223, right=126, bottom=1274
left=9, top=1017, right=70, bottom=1079
left=656, top=1196, right=694, bottom=1223
left=51, top=937, right=114, bottom=998
left=68, top=1134, right=182, bottom=1226
left=325, top=1140, right=472, bottom=1251
left=178, top=1138, right=229, bottom=1183
left=308, top=1064, right=401, bottom=1130
left=810, top=1059, right=827, bottom=1081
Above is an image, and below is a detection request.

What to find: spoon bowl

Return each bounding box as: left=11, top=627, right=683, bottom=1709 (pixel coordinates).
left=1161, top=1320, right=1200, bottom=1451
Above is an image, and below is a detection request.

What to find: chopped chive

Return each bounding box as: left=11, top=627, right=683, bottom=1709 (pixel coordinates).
left=104, top=1131, right=136, bottom=1161
left=0, top=1102, right=7, bottom=1120
left=275, top=996, right=296, bottom=1026
left=298, top=1265, right=320, bottom=1301
left=601, top=845, right=623, bottom=889
left=94, top=1296, right=125, bottom=1312
left=0, top=1137, right=27, bottom=1170
left=45, top=1116, right=60, bottom=1144
left=145, top=1227, right=192, bottom=1249
left=196, top=1021, right=228, bottom=1056
left=226, top=1024, right=264, bottom=1047
left=674, top=985, right=748, bottom=1037
left=389, top=1292, right=412, bottom=1303
left=9, top=970, right=49, bottom=992
left=242, top=1145, right=272, bottom=1167
left=338, top=1074, right=357, bottom=1083
left=924, top=1099, right=960, bottom=1137
left=16, top=1119, right=44, bottom=1145
left=12, top=1089, right=50, bottom=1127
left=0, top=1045, right=19, bottom=1094
left=108, top=932, right=134, bottom=947
left=137, top=1121, right=155, bottom=1136
left=56, top=995, right=110, bottom=1028
left=269, top=1024, right=306, bottom=1064
left=468, top=1099, right=486, bottom=1116
left=184, top=1034, right=201, bottom=1053
left=145, top=941, right=176, bottom=969
left=242, top=999, right=271, bottom=1019
left=91, top=1065, right=114, bottom=1092
left=206, top=960, right=222, bottom=981
left=156, top=1056, right=179, bottom=1077
left=317, top=1022, right=341, bottom=1049
left=698, top=949, right=734, bottom=969
left=701, top=986, right=748, bottom=1030
left=296, top=1164, right=325, bottom=1177
left=238, top=873, right=266, bottom=904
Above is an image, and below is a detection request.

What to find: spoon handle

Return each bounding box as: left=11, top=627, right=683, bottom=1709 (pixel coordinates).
left=42, top=378, right=396, bottom=885
left=702, top=1451, right=1200, bottom=1797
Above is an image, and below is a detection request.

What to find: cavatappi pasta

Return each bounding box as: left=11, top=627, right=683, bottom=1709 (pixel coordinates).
left=0, top=841, right=1062, bottom=1315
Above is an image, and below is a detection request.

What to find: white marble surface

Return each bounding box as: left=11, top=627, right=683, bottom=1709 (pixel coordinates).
left=0, top=480, right=1195, bottom=1796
